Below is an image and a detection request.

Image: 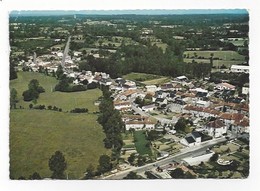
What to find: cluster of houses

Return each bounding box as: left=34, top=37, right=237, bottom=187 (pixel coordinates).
left=109, top=74, right=249, bottom=148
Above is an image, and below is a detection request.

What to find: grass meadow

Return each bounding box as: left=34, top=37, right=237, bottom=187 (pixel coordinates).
left=9, top=72, right=109, bottom=179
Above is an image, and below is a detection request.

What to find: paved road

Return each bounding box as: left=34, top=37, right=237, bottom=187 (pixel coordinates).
left=102, top=137, right=226, bottom=179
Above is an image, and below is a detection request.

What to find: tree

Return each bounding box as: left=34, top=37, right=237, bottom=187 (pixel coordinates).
left=10, top=62, right=17, bottom=80
left=22, top=79, right=45, bottom=101
left=128, top=153, right=136, bottom=165
left=29, top=172, right=42, bottom=180
left=48, top=151, right=67, bottom=179
left=97, top=155, right=112, bottom=174
left=84, top=164, right=95, bottom=179
left=210, top=153, right=219, bottom=162
left=123, top=171, right=143, bottom=179
left=10, top=88, right=18, bottom=109
left=56, top=65, right=64, bottom=80
left=170, top=168, right=185, bottom=178
left=174, top=118, right=187, bottom=132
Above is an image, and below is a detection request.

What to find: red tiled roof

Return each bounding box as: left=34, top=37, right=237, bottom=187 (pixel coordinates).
left=207, top=119, right=225, bottom=128
left=219, top=113, right=232, bottom=120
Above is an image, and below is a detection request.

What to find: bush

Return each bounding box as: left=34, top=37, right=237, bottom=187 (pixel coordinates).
left=22, top=89, right=39, bottom=101
left=87, top=82, right=98, bottom=89
left=33, top=105, right=45, bottom=110
left=70, top=108, right=89, bottom=113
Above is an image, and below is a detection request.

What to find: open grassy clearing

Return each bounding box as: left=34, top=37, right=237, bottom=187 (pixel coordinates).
left=122, top=72, right=171, bottom=86
left=183, top=58, right=245, bottom=68
left=152, top=42, right=168, bottom=53
left=134, top=131, right=152, bottom=156
left=183, top=50, right=245, bottom=61
left=10, top=71, right=108, bottom=179
left=10, top=72, right=102, bottom=112
left=142, top=77, right=171, bottom=85
left=10, top=110, right=109, bottom=179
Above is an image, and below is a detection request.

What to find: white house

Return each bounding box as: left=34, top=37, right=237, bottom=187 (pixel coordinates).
left=145, top=85, right=157, bottom=93
left=176, top=75, right=188, bottom=81
left=114, top=101, right=131, bottom=110
left=142, top=104, right=156, bottom=112
left=205, top=119, right=227, bottom=138
left=125, top=120, right=156, bottom=131
left=231, top=65, right=249, bottom=74
left=242, top=83, right=249, bottom=95
left=216, top=82, right=236, bottom=91
left=195, top=100, right=210, bottom=108
left=180, top=131, right=202, bottom=147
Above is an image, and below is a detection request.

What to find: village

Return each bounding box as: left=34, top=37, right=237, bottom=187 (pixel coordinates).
left=19, top=49, right=249, bottom=179
left=9, top=12, right=250, bottom=180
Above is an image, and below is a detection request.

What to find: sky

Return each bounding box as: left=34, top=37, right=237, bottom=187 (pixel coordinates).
left=10, top=9, right=248, bottom=16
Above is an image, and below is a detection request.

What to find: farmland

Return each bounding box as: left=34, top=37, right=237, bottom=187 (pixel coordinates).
left=10, top=72, right=108, bottom=179
left=122, top=72, right=171, bottom=85
left=10, top=110, right=109, bottom=179
left=183, top=50, right=246, bottom=68
left=10, top=72, right=102, bottom=112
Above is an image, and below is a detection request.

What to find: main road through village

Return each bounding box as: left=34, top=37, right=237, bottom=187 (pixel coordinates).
left=102, top=137, right=226, bottom=179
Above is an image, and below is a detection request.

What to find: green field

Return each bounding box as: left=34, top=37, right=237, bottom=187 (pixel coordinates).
left=10, top=110, right=109, bottom=179
left=10, top=72, right=108, bottom=179
left=123, top=72, right=168, bottom=82
left=183, top=50, right=246, bottom=68
left=134, top=131, right=152, bottom=156
left=10, top=72, right=102, bottom=112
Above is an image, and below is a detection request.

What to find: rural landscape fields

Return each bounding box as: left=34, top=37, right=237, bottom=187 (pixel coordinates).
left=10, top=72, right=109, bottom=179
left=9, top=10, right=249, bottom=180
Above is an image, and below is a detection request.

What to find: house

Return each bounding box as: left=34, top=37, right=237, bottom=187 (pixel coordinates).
left=195, top=100, right=210, bottom=108
left=145, top=85, right=157, bottom=93
left=205, top=119, right=227, bottom=138
left=176, top=75, right=188, bottom=81
left=242, top=83, right=249, bottom=95
left=117, top=90, right=137, bottom=101
left=142, top=104, right=156, bottom=112
left=125, top=120, right=156, bottom=131
left=216, top=82, right=235, bottom=91
left=114, top=101, right=131, bottom=111
left=100, top=78, right=112, bottom=86
left=155, top=98, right=167, bottom=106
left=160, top=83, right=174, bottom=91
left=123, top=80, right=137, bottom=90
left=230, top=65, right=249, bottom=73
left=180, top=131, right=202, bottom=147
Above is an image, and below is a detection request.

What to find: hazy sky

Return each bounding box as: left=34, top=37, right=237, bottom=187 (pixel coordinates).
left=10, top=9, right=248, bottom=16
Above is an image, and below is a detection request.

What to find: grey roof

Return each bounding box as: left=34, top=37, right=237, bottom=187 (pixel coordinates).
left=192, top=131, right=201, bottom=138
left=185, top=136, right=196, bottom=144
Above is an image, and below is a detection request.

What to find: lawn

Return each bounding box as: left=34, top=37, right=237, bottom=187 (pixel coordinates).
left=122, top=72, right=164, bottom=82
left=134, top=131, right=152, bottom=156
left=122, top=72, right=171, bottom=85
left=10, top=110, right=109, bottom=179
left=10, top=72, right=102, bottom=112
